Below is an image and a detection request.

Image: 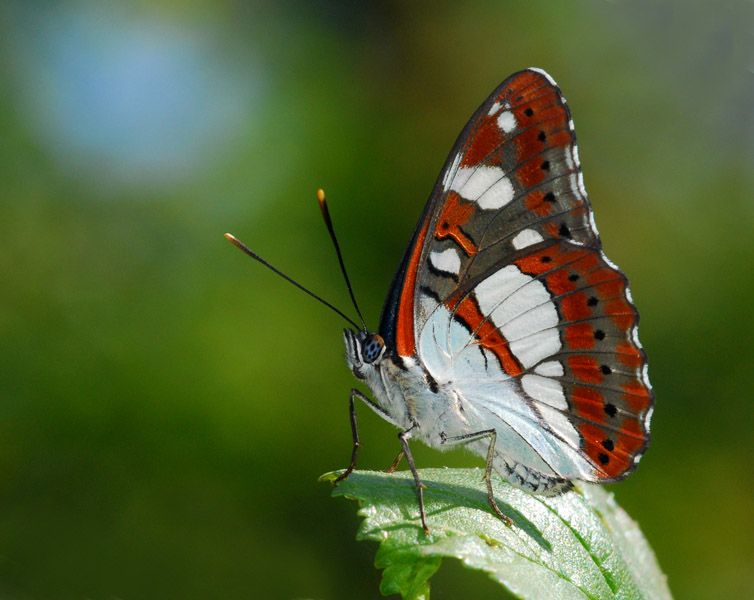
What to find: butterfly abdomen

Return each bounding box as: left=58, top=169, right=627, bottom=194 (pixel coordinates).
left=495, top=454, right=574, bottom=496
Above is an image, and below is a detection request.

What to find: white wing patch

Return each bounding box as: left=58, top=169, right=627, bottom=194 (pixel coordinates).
left=510, top=330, right=561, bottom=370
left=534, top=360, right=564, bottom=377
left=496, top=111, right=517, bottom=133
left=487, top=100, right=503, bottom=116
left=429, top=248, right=461, bottom=275
left=511, top=228, right=544, bottom=249
left=478, top=174, right=515, bottom=209
left=520, top=371, right=581, bottom=452
left=449, top=165, right=515, bottom=210
left=474, top=265, right=561, bottom=368
left=450, top=166, right=499, bottom=201
left=537, top=404, right=581, bottom=450
left=521, top=374, right=567, bottom=410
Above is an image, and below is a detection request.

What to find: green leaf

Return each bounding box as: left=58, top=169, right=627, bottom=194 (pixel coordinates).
left=322, top=468, right=671, bottom=600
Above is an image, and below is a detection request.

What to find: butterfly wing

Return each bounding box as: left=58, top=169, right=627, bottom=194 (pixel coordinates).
left=379, top=68, right=652, bottom=483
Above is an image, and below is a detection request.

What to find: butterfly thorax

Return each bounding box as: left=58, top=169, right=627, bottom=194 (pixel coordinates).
left=343, top=328, right=474, bottom=445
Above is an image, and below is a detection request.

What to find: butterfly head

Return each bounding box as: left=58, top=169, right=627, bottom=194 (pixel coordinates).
left=344, top=329, right=386, bottom=379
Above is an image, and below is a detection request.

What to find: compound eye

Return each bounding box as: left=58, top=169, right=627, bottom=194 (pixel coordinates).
left=361, top=334, right=385, bottom=364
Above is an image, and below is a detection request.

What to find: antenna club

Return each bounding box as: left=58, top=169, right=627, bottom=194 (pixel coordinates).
left=224, top=233, right=248, bottom=253
left=316, top=188, right=327, bottom=210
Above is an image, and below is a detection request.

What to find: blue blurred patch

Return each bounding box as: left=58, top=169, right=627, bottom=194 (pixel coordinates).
left=7, top=4, right=263, bottom=192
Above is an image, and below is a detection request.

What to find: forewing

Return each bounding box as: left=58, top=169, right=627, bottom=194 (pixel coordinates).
left=381, top=68, right=597, bottom=357
left=382, top=68, right=652, bottom=482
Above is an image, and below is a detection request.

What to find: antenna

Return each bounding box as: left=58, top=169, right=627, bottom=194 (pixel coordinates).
left=316, top=189, right=367, bottom=332
left=223, top=232, right=362, bottom=331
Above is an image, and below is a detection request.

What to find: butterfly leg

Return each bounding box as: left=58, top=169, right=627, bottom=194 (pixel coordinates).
left=398, top=423, right=430, bottom=535
left=335, top=388, right=392, bottom=484
left=440, top=429, right=512, bottom=527
left=384, top=449, right=405, bottom=473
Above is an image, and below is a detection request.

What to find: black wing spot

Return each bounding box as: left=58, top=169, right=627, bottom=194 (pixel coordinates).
left=602, top=439, right=615, bottom=451
left=544, top=192, right=557, bottom=203
left=604, top=403, right=617, bottom=417
left=538, top=130, right=547, bottom=142
left=598, top=452, right=610, bottom=465
left=426, top=372, right=439, bottom=394
left=524, top=107, right=534, bottom=117
left=594, top=329, right=605, bottom=340
left=600, top=364, right=612, bottom=375
left=540, top=160, right=551, bottom=171
left=568, top=273, right=580, bottom=282
left=558, top=223, right=572, bottom=238
left=541, top=255, right=552, bottom=263
left=587, top=296, right=599, bottom=306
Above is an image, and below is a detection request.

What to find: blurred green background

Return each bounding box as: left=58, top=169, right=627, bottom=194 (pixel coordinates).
left=1, top=1, right=753, bottom=598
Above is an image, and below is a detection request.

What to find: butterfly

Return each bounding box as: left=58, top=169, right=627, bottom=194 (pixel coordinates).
left=226, top=67, right=653, bottom=534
